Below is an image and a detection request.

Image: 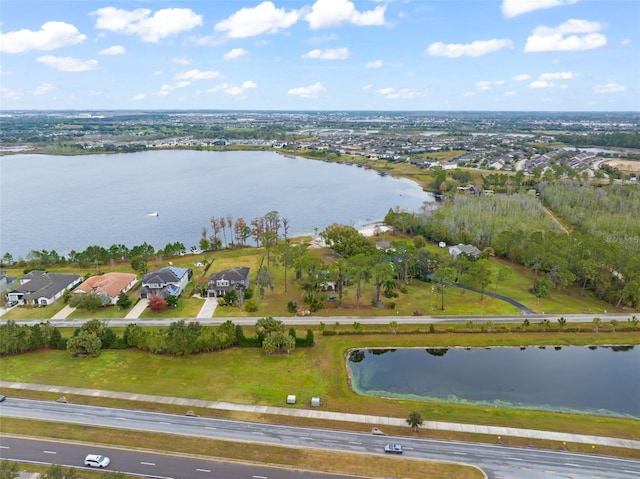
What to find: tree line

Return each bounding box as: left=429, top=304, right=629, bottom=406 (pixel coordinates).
left=0, top=318, right=313, bottom=358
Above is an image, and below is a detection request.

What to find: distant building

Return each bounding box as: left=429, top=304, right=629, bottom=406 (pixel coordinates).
left=448, top=244, right=481, bottom=260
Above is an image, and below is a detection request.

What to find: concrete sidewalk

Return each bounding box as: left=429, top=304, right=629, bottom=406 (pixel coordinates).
left=2, top=381, right=639, bottom=450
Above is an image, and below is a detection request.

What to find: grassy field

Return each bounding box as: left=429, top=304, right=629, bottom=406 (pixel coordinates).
left=2, top=327, right=639, bottom=444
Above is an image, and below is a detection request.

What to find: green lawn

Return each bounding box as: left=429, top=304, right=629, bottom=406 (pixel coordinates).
left=2, top=327, right=639, bottom=443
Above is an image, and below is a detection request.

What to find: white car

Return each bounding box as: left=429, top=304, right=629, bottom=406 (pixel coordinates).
left=84, top=454, right=110, bottom=468
left=384, top=443, right=403, bottom=454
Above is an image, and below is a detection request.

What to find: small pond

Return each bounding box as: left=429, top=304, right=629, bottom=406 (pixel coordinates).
left=347, top=346, right=640, bottom=418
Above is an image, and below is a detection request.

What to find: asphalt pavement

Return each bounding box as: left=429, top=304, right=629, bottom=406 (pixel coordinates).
left=2, top=380, right=638, bottom=450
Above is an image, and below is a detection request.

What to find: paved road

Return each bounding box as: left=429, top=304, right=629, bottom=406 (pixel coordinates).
left=4, top=312, right=637, bottom=327
left=0, top=436, right=358, bottom=479
left=2, top=399, right=639, bottom=479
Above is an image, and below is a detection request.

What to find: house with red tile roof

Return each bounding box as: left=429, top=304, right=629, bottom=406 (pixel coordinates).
left=73, top=272, right=138, bottom=305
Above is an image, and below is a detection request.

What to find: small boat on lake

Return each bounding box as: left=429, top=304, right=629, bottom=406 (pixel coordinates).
left=147, top=211, right=159, bottom=217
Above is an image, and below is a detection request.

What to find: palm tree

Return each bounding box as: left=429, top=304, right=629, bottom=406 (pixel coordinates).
left=389, top=320, right=398, bottom=334
left=406, top=411, right=424, bottom=433
left=593, top=317, right=602, bottom=333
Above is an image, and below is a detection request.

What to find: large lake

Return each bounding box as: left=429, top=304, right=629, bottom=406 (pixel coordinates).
left=347, top=346, right=640, bottom=418
left=0, top=150, right=433, bottom=258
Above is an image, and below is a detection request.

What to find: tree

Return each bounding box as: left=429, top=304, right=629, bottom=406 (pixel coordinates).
left=0, top=459, right=20, bottom=479
left=275, top=242, right=307, bottom=293
left=321, top=223, right=375, bottom=258
left=406, top=410, right=424, bottom=432
left=68, top=292, right=104, bottom=311
left=116, top=291, right=132, bottom=310
left=260, top=230, right=279, bottom=270
left=610, top=319, right=619, bottom=332
left=557, top=317, right=567, bottom=329
left=130, top=257, right=148, bottom=275
left=468, top=259, right=493, bottom=300
left=148, top=295, right=168, bottom=312
left=66, top=330, right=102, bottom=357
left=40, top=464, right=78, bottom=479
left=433, top=266, right=455, bottom=311
left=255, top=316, right=285, bottom=339
left=256, top=266, right=274, bottom=299
left=389, top=320, right=398, bottom=334
left=165, top=294, right=179, bottom=308
left=593, top=317, right=602, bottom=333
left=262, top=331, right=295, bottom=354
left=1, top=252, right=14, bottom=267
left=494, top=267, right=512, bottom=293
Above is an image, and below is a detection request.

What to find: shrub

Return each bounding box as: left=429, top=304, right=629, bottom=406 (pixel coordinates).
left=243, top=288, right=254, bottom=300
left=244, top=299, right=258, bottom=312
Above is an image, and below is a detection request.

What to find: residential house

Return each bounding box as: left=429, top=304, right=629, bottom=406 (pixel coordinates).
left=140, top=266, right=192, bottom=299
left=73, top=272, right=137, bottom=305
left=448, top=244, right=481, bottom=260
left=207, top=267, right=250, bottom=298
left=7, top=270, right=82, bottom=306
left=0, top=271, right=17, bottom=295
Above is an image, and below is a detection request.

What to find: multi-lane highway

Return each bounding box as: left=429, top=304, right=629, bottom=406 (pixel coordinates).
left=2, top=398, right=639, bottom=479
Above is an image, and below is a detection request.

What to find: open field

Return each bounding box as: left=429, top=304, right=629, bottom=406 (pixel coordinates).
left=603, top=159, right=640, bottom=172
left=2, top=327, right=639, bottom=445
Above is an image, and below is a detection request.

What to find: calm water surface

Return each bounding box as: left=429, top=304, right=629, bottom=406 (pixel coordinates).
left=347, top=346, right=640, bottom=418
left=1, top=150, right=432, bottom=258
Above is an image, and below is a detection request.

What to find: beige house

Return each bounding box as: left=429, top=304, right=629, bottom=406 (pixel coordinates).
left=74, top=272, right=137, bottom=305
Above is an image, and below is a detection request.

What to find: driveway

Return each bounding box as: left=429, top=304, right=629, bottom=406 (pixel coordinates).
left=52, top=305, right=76, bottom=319
left=196, top=297, right=218, bottom=319
left=125, top=299, right=148, bottom=320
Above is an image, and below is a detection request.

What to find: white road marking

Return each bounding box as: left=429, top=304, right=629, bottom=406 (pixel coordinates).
left=564, top=463, right=581, bottom=467
left=205, top=426, right=216, bottom=430
left=252, top=476, right=268, bottom=479
left=509, top=457, right=522, bottom=460
left=0, top=446, right=9, bottom=449
left=624, top=470, right=640, bottom=475
left=140, top=462, right=156, bottom=466
left=159, top=421, right=171, bottom=425
left=452, top=451, right=467, bottom=455
left=196, top=469, right=211, bottom=473
left=252, top=431, right=264, bottom=435
left=348, top=441, right=362, bottom=445
left=43, top=451, right=57, bottom=454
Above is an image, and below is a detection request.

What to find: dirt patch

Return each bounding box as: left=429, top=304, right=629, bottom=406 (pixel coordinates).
left=604, top=159, right=640, bottom=172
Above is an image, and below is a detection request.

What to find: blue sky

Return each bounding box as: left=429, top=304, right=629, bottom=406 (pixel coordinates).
left=1, top=0, right=638, bottom=111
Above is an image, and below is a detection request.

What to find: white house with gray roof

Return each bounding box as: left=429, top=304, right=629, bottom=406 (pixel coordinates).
left=7, top=270, right=82, bottom=306
left=448, top=244, right=482, bottom=260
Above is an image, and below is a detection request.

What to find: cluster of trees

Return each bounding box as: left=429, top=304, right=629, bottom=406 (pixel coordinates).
left=0, top=318, right=313, bottom=358
left=540, top=183, right=640, bottom=254
left=384, top=190, right=640, bottom=307
left=3, top=241, right=187, bottom=274
left=201, top=210, right=290, bottom=251
left=557, top=132, right=640, bottom=149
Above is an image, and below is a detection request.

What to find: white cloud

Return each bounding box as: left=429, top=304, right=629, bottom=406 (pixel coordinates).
left=513, top=74, right=530, bottom=81
left=475, top=81, right=492, bottom=91
left=495, top=80, right=505, bottom=85
left=0, top=21, right=86, bottom=53
left=91, top=7, right=202, bottom=43
left=242, top=80, right=257, bottom=89
left=1, top=87, right=23, bottom=101
left=539, top=71, right=576, bottom=80
left=376, top=87, right=420, bottom=99
left=225, top=86, right=244, bottom=96
left=34, top=83, right=54, bottom=95
left=366, top=60, right=383, bottom=68
left=305, top=0, right=386, bottom=29
left=133, top=93, right=145, bottom=100
left=157, top=81, right=191, bottom=95
left=303, top=47, right=350, bottom=60
left=362, top=84, right=373, bottom=90
left=174, top=69, right=222, bottom=81
left=530, top=80, right=552, bottom=88
left=505, top=91, right=516, bottom=96
left=593, top=82, right=626, bottom=93
left=287, top=82, right=327, bottom=98
left=426, top=39, right=513, bottom=57
left=502, top=0, right=578, bottom=18
left=525, top=19, right=606, bottom=52
left=37, top=55, right=98, bottom=72
left=172, top=57, right=192, bottom=65
left=99, top=45, right=125, bottom=55
left=621, top=38, right=631, bottom=46
left=309, top=33, right=339, bottom=43
left=224, top=48, right=248, bottom=60
left=215, top=1, right=300, bottom=39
